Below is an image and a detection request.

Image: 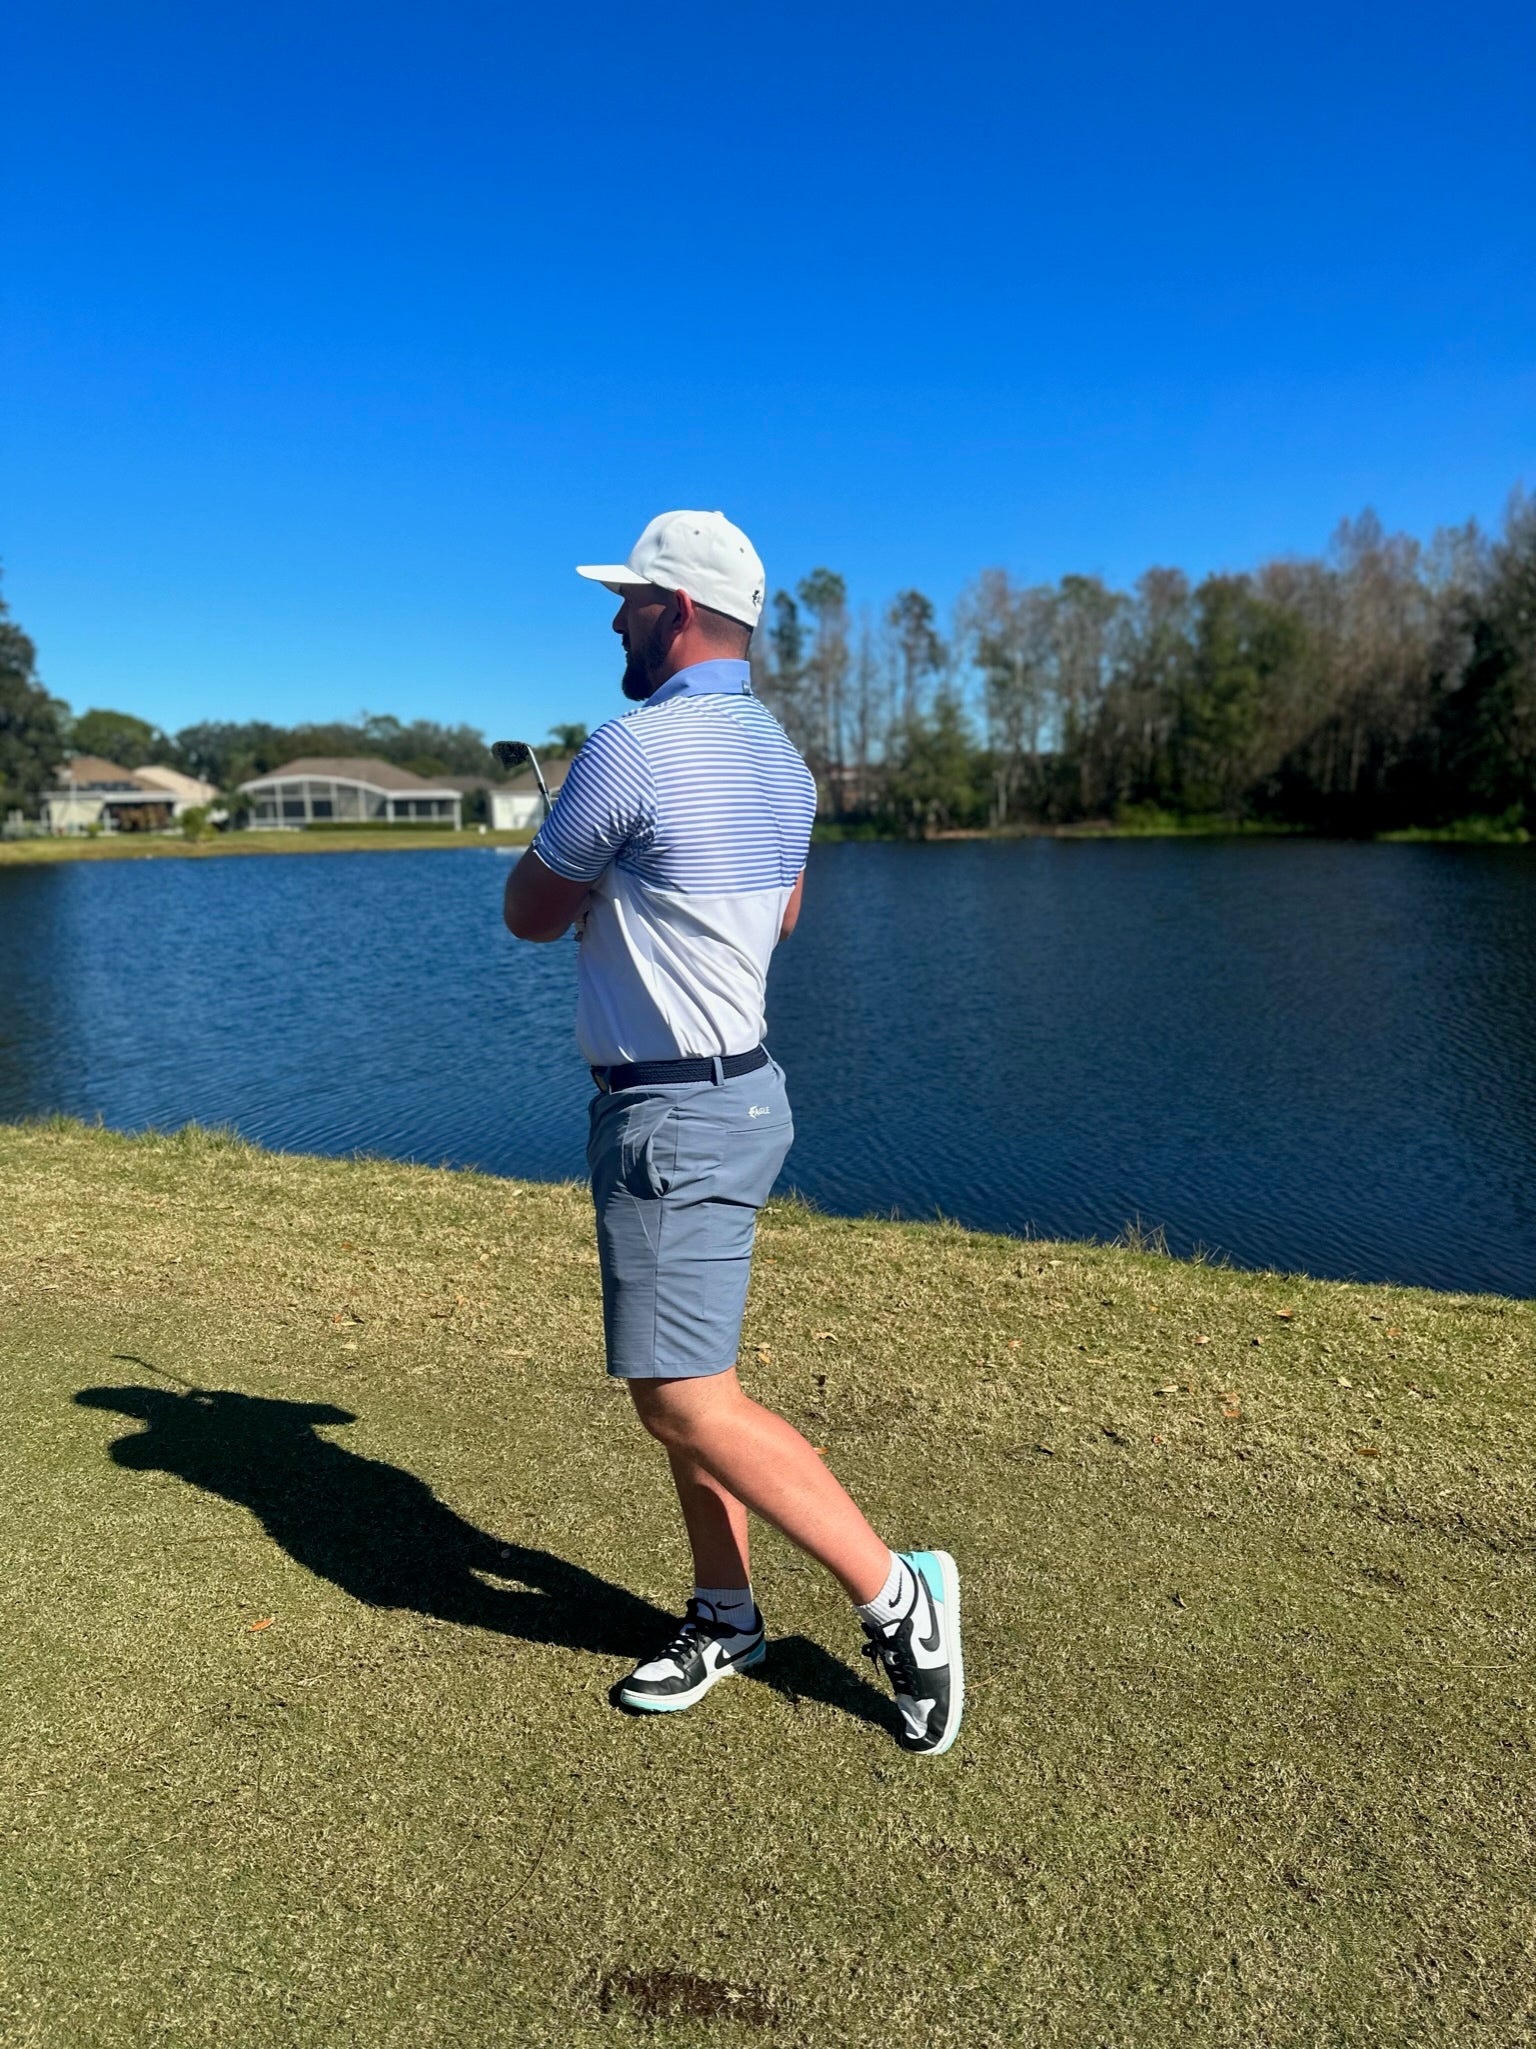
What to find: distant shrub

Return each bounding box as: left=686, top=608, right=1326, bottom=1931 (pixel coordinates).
left=1113, top=803, right=1187, bottom=834
left=1439, top=811, right=1525, bottom=842
left=810, top=820, right=886, bottom=842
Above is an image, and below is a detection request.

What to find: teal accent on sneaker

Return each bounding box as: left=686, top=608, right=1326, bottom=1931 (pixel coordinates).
left=893, top=1547, right=963, bottom=1757
left=616, top=1601, right=768, bottom=1715
left=908, top=1550, right=946, bottom=1603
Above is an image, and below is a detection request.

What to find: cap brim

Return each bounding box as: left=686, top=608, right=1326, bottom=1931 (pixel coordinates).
left=575, top=562, right=651, bottom=593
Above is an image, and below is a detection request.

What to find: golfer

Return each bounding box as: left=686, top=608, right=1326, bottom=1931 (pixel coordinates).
left=503, top=511, right=961, bottom=1755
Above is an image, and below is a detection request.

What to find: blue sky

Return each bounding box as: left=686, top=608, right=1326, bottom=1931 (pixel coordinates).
left=6, top=0, right=1533, bottom=745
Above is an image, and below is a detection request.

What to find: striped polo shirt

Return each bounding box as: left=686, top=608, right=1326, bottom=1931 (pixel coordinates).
left=532, top=658, right=817, bottom=1067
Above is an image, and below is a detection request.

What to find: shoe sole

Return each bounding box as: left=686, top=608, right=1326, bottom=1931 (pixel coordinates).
left=616, top=1637, right=766, bottom=1714
left=905, top=1549, right=963, bottom=1757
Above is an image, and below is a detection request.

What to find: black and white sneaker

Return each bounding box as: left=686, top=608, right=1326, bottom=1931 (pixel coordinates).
left=860, top=1549, right=963, bottom=1756
left=617, top=1599, right=767, bottom=1713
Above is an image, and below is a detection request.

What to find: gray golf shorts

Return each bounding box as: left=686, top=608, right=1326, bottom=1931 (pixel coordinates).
left=587, top=1057, right=794, bottom=1380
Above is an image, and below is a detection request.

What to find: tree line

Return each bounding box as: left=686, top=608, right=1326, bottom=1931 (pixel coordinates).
left=4, top=487, right=1533, bottom=836
left=752, top=490, right=1535, bottom=836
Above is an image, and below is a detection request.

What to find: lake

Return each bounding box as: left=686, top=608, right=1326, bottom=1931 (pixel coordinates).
left=1, top=839, right=1532, bottom=1296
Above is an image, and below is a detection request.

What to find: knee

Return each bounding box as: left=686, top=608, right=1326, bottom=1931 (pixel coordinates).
left=629, top=1376, right=739, bottom=1452
left=629, top=1385, right=694, bottom=1449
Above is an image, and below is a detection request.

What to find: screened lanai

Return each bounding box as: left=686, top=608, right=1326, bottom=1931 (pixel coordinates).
left=237, top=757, right=463, bottom=828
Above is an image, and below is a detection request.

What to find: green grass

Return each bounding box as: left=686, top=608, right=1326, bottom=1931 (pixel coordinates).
left=1107, top=805, right=1306, bottom=838
left=810, top=814, right=1305, bottom=842
left=2, top=1121, right=1532, bottom=2047
left=0, top=828, right=531, bottom=865
left=1378, top=814, right=1531, bottom=844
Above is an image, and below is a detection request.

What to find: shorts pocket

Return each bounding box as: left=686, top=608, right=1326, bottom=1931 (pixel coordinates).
left=589, top=1092, right=680, bottom=1203
left=661, top=1100, right=725, bottom=1196
left=621, top=1100, right=679, bottom=1200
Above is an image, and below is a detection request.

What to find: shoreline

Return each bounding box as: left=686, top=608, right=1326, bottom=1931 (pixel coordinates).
left=0, top=825, right=534, bottom=865
left=817, top=817, right=1531, bottom=846
left=9, top=1113, right=1529, bottom=1302
left=2, top=819, right=1528, bottom=866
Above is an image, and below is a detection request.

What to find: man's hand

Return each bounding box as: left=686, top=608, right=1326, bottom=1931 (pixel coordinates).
left=503, top=848, right=594, bottom=942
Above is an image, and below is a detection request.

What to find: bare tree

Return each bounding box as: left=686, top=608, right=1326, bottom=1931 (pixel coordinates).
left=797, top=569, right=851, bottom=810
left=754, top=589, right=818, bottom=771
left=1087, top=568, right=1191, bottom=812
left=954, top=570, right=1056, bottom=823
left=846, top=610, right=882, bottom=816
left=1051, top=574, right=1125, bottom=813
left=886, top=590, right=946, bottom=729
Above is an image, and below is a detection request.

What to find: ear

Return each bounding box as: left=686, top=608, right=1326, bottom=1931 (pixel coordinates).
left=667, top=587, right=697, bottom=638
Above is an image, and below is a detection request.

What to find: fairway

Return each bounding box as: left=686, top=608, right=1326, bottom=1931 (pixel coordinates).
left=1, top=1122, right=1531, bottom=2047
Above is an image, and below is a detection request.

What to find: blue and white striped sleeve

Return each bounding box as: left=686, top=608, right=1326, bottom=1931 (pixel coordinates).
left=531, top=719, right=656, bottom=883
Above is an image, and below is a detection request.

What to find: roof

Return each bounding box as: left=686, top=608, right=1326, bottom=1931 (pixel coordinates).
left=497, top=757, right=573, bottom=796
left=51, top=754, right=163, bottom=791
left=134, top=764, right=218, bottom=802
left=238, top=757, right=462, bottom=795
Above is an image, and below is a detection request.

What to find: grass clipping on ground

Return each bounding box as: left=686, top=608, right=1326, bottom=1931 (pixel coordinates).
left=1, top=1121, right=1531, bottom=2048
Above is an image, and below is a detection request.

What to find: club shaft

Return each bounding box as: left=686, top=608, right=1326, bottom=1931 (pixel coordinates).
left=492, top=740, right=553, bottom=821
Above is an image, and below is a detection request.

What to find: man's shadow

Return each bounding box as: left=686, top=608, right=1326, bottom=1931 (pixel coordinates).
left=75, top=1369, right=897, bottom=1734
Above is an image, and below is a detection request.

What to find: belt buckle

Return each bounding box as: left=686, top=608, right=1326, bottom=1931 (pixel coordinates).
left=594, top=1067, right=611, bottom=1094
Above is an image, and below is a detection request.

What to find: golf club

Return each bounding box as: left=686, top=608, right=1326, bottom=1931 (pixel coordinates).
left=491, top=739, right=553, bottom=820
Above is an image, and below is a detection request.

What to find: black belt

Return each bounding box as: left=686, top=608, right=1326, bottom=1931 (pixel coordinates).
left=591, top=1044, right=770, bottom=1093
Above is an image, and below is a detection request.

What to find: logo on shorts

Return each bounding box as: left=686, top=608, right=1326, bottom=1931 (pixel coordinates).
left=749, top=1105, right=771, bottom=1118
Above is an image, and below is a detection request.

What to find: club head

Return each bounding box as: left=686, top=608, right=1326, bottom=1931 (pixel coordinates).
left=492, top=739, right=533, bottom=771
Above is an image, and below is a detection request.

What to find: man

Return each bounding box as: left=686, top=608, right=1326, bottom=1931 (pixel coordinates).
left=503, top=510, right=962, bottom=1756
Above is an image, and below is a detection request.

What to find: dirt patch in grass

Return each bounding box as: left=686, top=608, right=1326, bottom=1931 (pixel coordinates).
left=598, top=1968, right=776, bottom=2027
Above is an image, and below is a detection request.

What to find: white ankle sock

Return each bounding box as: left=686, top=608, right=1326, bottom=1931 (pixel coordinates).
left=855, top=1551, right=916, bottom=1629
left=693, top=1585, right=756, bottom=1632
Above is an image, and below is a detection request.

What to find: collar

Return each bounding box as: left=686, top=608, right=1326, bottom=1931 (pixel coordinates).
left=644, top=658, right=752, bottom=708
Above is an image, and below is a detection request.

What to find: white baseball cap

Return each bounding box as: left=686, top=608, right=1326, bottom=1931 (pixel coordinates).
left=576, top=510, right=766, bottom=629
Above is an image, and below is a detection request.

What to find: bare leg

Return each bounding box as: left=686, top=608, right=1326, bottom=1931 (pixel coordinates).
left=666, top=1446, right=751, bottom=1589
left=630, top=1369, right=890, bottom=1604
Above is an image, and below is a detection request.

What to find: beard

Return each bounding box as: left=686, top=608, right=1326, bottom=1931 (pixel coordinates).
left=620, top=654, right=656, bottom=701
left=619, top=629, right=665, bottom=701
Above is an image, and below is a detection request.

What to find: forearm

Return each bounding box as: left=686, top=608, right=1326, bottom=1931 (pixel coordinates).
left=510, top=917, right=575, bottom=943
left=502, top=849, right=593, bottom=941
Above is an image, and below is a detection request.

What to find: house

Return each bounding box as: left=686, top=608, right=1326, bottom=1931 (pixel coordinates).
left=237, top=758, right=463, bottom=829
left=40, top=756, right=212, bottom=834
left=488, top=757, right=572, bottom=831
left=438, top=774, right=496, bottom=828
